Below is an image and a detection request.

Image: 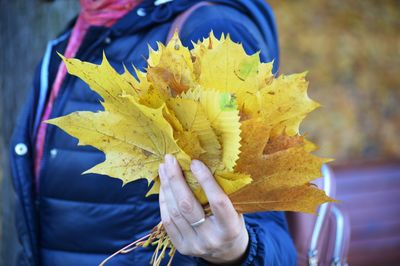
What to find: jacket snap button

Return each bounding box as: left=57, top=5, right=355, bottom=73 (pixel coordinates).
left=104, top=37, right=111, bottom=44
left=50, top=148, right=58, bottom=158
left=136, top=8, right=146, bottom=17
left=15, top=143, right=28, bottom=156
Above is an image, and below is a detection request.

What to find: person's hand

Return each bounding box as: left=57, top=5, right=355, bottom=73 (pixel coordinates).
left=158, top=154, right=249, bottom=264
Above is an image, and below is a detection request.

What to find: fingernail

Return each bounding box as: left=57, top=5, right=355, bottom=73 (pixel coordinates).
left=191, top=160, right=202, bottom=172
left=165, top=154, right=176, bottom=165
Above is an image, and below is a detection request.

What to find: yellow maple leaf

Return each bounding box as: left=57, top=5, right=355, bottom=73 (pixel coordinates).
left=166, top=97, right=221, bottom=170
left=244, top=72, right=320, bottom=136
left=59, top=53, right=139, bottom=108
left=232, top=118, right=334, bottom=213
left=191, top=32, right=274, bottom=114
left=146, top=32, right=195, bottom=95
left=236, top=118, right=329, bottom=181
left=181, top=88, right=241, bottom=171
left=48, top=94, right=191, bottom=185
left=230, top=184, right=334, bottom=214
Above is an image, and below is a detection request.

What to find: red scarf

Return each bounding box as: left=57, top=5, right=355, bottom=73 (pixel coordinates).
left=80, top=0, right=140, bottom=27
left=34, top=0, right=141, bottom=188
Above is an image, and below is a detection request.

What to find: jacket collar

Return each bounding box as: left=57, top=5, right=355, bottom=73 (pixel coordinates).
left=62, top=0, right=205, bottom=39
left=110, top=0, right=204, bottom=36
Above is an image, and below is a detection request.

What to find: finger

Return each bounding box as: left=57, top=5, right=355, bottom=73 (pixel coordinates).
left=159, top=186, right=183, bottom=246
left=190, top=160, right=238, bottom=227
left=159, top=163, right=197, bottom=238
left=164, top=154, right=205, bottom=226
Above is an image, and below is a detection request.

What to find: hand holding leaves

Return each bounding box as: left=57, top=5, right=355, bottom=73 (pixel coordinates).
left=159, top=154, right=248, bottom=264
left=48, top=32, right=335, bottom=265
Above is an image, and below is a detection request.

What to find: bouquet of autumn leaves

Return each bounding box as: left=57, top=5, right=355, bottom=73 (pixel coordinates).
left=48, top=32, right=334, bottom=266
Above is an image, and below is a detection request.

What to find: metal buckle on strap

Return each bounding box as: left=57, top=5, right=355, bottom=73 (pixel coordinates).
left=331, top=257, right=341, bottom=266
left=308, top=249, right=318, bottom=266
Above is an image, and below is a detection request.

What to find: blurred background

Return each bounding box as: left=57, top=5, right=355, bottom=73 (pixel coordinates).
left=269, top=1, right=400, bottom=265
left=0, top=0, right=399, bottom=265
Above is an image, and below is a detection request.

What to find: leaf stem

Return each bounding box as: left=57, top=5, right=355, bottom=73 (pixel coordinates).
left=98, top=221, right=176, bottom=266
left=99, top=233, right=151, bottom=266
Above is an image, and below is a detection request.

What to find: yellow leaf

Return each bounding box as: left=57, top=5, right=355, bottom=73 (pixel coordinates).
left=60, top=53, right=142, bottom=110
left=47, top=95, right=191, bottom=185
left=215, top=171, right=253, bottom=195
left=175, top=131, right=205, bottom=159
left=146, top=177, right=160, bottom=197
left=231, top=184, right=336, bottom=214
left=147, top=32, right=195, bottom=94
left=191, top=32, right=274, bottom=115
left=164, top=102, right=206, bottom=161
left=182, top=88, right=241, bottom=171
left=166, top=97, right=221, bottom=170
left=236, top=119, right=330, bottom=182
left=147, top=42, right=163, bottom=67
left=232, top=118, right=334, bottom=213
left=244, top=72, right=320, bottom=135
left=132, top=66, right=152, bottom=98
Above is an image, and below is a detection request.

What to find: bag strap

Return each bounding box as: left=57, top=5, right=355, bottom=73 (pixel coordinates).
left=167, top=1, right=213, bottom=42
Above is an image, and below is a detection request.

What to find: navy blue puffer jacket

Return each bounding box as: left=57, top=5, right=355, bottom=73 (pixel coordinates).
left=2, top=0, right=296, bottom=265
